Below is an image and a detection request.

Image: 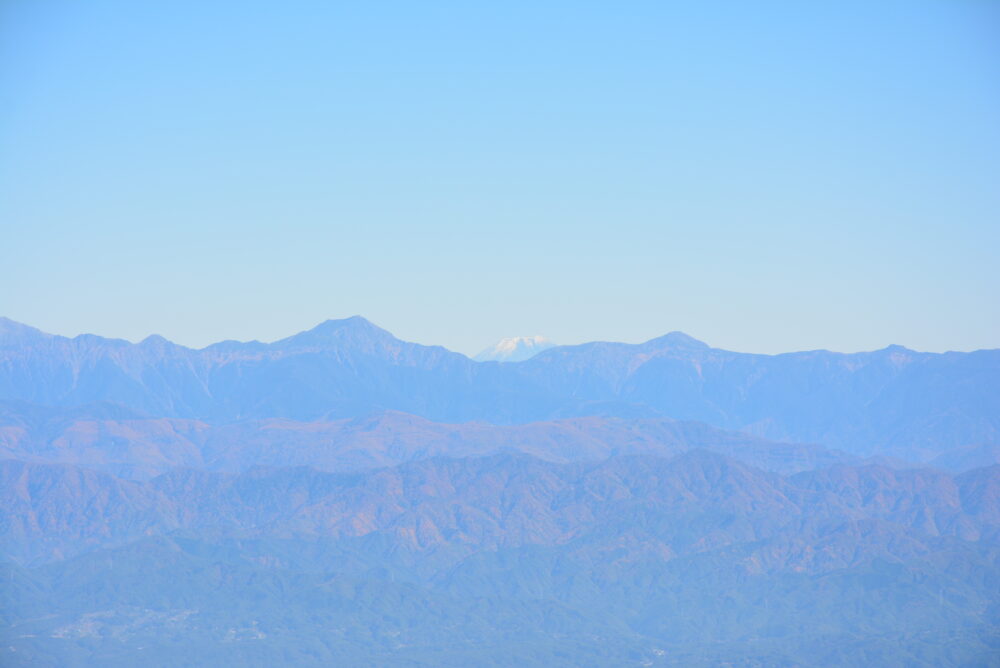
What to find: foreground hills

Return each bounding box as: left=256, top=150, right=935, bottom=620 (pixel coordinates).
left=1, top=316, right=998, bottom=460
left=2, top=451, right=998, bottom=665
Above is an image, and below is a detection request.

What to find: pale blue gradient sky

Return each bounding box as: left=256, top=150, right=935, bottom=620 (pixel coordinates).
left=2, top=0, right=998, bottom=355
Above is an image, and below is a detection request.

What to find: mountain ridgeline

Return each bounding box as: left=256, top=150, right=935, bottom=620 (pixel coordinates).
left=1, top=316, right=997, bottom=460
left=2, top=316, right=999, bottom=666
left=3, top=452, right=999, bottom=666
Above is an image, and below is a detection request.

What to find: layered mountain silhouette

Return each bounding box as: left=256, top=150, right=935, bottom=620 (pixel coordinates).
left=2, top=452, right=998, bottom=665
left=2, top=316, right=998, bottom=666
left=1, top=316, right=997, bottom=460
left=0, top=400, right=861, bottom=480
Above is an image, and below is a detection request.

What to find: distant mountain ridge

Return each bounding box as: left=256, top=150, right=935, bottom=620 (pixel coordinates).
left=0, top=316, right=997, bottom=460
left=475, top=335, right=556, bottom=362
left=0, top=401, right=860, bottom=480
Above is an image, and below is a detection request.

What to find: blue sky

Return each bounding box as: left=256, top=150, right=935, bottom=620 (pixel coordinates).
left=2, top=0, right=998, bottom=355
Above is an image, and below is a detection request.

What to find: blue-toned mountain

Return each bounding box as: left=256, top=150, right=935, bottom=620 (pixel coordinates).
left=2, top=452, right=997, bottom=666
left=0, top=316, right=997, bottom=459
left=0, top=401, right=859, bottom=480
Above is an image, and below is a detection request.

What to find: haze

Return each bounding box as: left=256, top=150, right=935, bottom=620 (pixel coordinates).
left=1, top=0, right=998, bottom=355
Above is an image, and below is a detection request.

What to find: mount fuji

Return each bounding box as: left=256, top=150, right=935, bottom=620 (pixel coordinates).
left=474, top=335, right=556, bottom=362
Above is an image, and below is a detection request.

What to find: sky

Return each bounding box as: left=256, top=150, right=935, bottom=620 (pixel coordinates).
left=1, top=0, right=998, bottom=356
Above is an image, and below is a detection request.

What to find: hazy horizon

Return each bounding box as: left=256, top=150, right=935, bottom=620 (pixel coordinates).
left=3, top=313, right=996, bottom=357
left=3, top=1, right=999, bottom=355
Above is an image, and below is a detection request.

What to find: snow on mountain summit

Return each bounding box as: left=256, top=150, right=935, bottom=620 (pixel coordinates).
left=474, top=335, right=556, bottom=362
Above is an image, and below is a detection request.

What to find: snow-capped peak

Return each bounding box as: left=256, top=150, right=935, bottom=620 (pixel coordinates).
left=474, top=336, right=556, bottom=363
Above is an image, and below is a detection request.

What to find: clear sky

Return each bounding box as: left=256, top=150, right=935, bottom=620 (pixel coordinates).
left=2, top=0, right=998, bottom=355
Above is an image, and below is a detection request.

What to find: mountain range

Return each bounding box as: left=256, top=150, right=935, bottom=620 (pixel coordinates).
left=1, top=316, right=998, bottom=666
left=3, top=452, right=998, bottom=665
left=1, top=316, right=997, bottom=461
left=0, top=400, right=867, bottom=481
